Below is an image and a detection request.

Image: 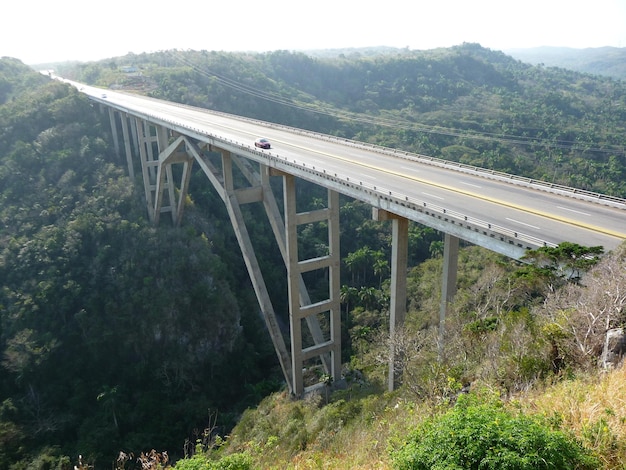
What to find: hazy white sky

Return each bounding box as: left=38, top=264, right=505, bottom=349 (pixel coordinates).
left=4, top=0, right=626, bottom=64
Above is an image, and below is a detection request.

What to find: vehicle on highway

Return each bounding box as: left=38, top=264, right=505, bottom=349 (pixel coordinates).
left=254, top=138, right=271, bottom=149
left=101, top=93, right=107, bottom=98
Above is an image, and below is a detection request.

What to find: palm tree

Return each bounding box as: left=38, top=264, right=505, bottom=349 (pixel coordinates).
left=373, top=255, right=389, bottom=288
left=340, top=285, right=359, bottom=323
left=358, top=286, right=379, bottom=311
left=345, top=246, right=376, bottom=285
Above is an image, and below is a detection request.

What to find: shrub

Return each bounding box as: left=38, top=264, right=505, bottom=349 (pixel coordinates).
left=172, top=451, right=252, bottom=470
left=391, top=394, right=598, bottom=470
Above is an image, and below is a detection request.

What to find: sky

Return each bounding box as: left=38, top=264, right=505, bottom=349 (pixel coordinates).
left=4, top=0, right=626, bottom=64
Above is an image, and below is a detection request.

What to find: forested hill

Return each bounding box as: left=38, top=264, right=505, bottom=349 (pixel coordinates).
left=3, top=44, right=626, bottom=469
left=506, top=46, right=626, bottom=79
left=0, top=58, right=283, bottom=467
left=55, top=43, right=626, bottom=197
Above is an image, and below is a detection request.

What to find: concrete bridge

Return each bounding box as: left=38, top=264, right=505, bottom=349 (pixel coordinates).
left=61, top=78, right=626, bottom=396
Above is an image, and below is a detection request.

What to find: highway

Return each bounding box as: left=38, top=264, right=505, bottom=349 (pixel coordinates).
left=68, top=80, right=626, bottom=254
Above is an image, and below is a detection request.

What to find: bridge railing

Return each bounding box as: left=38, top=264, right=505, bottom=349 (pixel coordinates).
left=262, top=124, right=626, bottom=210
left=200, top=135, right=557, bottom=251
left=98, top=91, right=626, bottom=210
left=102, top=97, right=560, bottom=251
left=347, top=143, right=626, bottom=210
left=163, top=101, right=626, bottom=210
left=252, top=144, right=559, bottom=251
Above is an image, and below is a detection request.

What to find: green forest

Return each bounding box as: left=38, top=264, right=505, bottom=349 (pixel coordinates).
left=1, top=44, right=626, bottom=469
left=506, top=46, right=626, bottom=80
left=54, top=43, right=626, bottom=196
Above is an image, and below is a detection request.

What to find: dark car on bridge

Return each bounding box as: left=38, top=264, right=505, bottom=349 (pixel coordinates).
left=254, top=138, right=271, bottom=149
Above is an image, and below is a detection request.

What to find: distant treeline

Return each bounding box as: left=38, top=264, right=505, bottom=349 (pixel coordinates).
left=56, top=43, right=626, bottom=197
left=1, top=42, right=626, bottom=468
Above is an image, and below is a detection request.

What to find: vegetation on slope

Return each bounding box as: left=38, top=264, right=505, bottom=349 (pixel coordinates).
left=56, top=43, right=626, bottom=196
left=0, top=60, right=282, bottom=468
left=506, top=46, right=626, bottom=80
left=2, top=43, right=626, bottom=469
left=185, top=244, right=626, bottom=469
left=189, top=364, right=626, bottom=469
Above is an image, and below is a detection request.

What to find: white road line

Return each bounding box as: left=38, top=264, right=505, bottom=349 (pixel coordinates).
left=422, top=192, right=444, bottom=200
left=506, top=218, right=540, bottom=230
left=557, top=206, right=591, bottom=217
left=459, top=181, right=482, bottom=189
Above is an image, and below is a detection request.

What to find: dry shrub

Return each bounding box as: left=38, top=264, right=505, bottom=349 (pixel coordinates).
left=520, top=365, right=626, bottom=469
left=540, top=244, right=626, bottom=369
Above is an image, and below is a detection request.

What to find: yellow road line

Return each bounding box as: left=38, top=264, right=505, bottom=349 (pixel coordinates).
left=280, top=139, right=626, bottom=241
left=216, top=122, right=626, bottom=241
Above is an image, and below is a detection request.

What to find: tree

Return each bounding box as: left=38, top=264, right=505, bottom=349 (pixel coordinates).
left=540, top=244, right=626, bottom=368
left=339, top=285, right=359, bottom=320
left=372, top=254, right=389, bottom=288
left=521, top=242, right=604, bottom=287
left=0, top=62, right=279, bottom=467
left=358, top=286, right=381, bottom=311
left=344, top=247, right=370, bottom=285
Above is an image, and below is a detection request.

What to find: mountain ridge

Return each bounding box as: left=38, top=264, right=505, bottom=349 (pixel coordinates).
left=505, top=45, right=626, bottom=78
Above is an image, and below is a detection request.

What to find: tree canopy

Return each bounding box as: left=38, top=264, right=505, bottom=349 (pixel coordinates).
left=0, top=60, right=281, bottom=468
left=56, top=44, right=626, bottom=196
left=3, top=43, right=626, bottom=468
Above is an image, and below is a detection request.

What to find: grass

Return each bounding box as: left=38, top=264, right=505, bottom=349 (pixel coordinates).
left=518, top=366, right=626, bottom=470
left=204, top=365, right=626, bottom=469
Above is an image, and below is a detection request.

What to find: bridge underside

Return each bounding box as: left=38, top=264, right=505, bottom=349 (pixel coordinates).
left=106, top=109, right=482, bottom=396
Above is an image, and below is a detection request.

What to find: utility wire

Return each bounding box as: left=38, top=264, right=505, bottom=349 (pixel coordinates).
left=164, top=50, right=623, bottom=156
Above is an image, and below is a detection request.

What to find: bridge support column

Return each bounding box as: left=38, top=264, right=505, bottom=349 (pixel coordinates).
left=159, top=141, right=341, bottom=395
left=373, top=209, right=408, bottom=391
left=116, top=121, right=342, bottom=396
left=259, top=166, right=334, bottom=376
left=223, top=153, right=297, bottom=390
left=284, top=174, right=342, bottom=397
left=119, top=112, right=135, bottom=179
left=105, top=109, right=135, bottom=178
left=129, top=116, right=140, bottom=157
left=222, top=157, right=335, bottom=376
left=136, top=119, right=160, bottom=221
left=108, top=108, right=121, bottom=161
left=438, top=233, right=459, bottom=359
left=134, top=119, right=188, bottom=223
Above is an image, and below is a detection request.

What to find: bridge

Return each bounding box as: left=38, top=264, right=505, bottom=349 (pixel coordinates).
left=59, top=78, right=626, bottom=396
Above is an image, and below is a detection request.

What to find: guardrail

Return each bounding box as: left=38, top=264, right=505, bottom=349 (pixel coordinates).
left=247, top=144, right=559, bottom=251
left=153, top=99, right=626, bottom=210
left=92, top=94, right=563, bottom=250
left=77, top=85, right=626, bottom=211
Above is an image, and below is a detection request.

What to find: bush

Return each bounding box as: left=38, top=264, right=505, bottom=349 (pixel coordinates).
left=173, top=452, right=253, bottom=470
left=391, top=394, right=598, bottom=470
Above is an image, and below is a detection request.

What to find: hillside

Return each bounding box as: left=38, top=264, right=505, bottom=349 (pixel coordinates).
left=182, top=243, right=626, bottom=469
left=56, top=43, right=626, bottom=197
left=0, top=58, right=284, bottom=467
left=175, top=242, right=626, bottom=470
left=302, top=46, right=626, bottom=80
left=218, top=363, right=626, bottom=469
left=506, top=46, right=626, bottom=79
left=2, top=45, right=626, bottom=469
